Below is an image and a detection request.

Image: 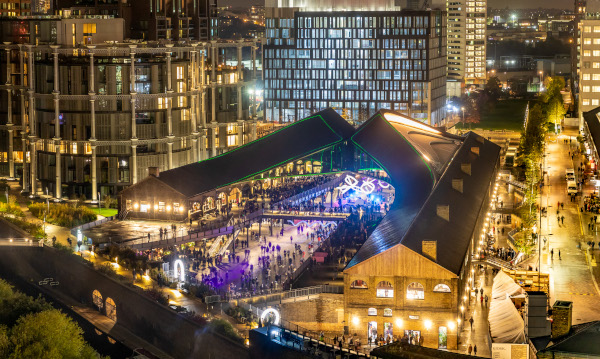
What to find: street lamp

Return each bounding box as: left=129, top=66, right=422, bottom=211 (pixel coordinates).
left=461, top=107, right=465, bottom=129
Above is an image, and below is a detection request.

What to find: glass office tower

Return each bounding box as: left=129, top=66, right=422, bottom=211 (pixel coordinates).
left=264, top=2, right=447, bottom=125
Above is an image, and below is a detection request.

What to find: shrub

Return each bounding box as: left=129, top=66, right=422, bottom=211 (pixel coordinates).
left=0, top=196, right=23, bottom=217
left=208, top=319, right=244, bottom=344
left=28, top=203, right=97, bottom=228
left=144, top=288, right=169, bottom=306
left=0, top=216, right=45, bottom=239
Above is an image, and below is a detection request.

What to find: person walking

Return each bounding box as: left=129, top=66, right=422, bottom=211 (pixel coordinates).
left=559, top=250, right=561, bottom=260
left=468, top=344, right=473, bottom=355
left=469, top=316, right=474, bottom=330
left=474, top=344, right=478, bottom=356
left=551, top=248, right=554, bottom=259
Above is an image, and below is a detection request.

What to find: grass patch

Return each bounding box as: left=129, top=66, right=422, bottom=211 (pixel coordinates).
left=89, top=207, right=118, bottom=217
left=456, top=99, right=530, bottom=131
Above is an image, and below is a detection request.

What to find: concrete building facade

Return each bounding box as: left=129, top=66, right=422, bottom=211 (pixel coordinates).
left=446, top=0, right=487, bottom=96
left=578, top=19, right=600, bottom=122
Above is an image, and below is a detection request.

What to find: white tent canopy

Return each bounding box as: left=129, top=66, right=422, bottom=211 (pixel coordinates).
left=491, top=271, right=524, bottom=300
left=489, top=271, right=526, bottom=343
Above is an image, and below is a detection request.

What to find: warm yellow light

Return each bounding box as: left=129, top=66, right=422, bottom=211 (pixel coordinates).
left=134, top=202, right=139, bottom=209
left=171, top=289, right=182, bottom=298
left=463, top=296, right=467, bottom=301
left=166, top=205, right=172, bottom=212
left=154, top=204, right=158, bottom=210
left=448, top=321, right=456, bottom=330
left=422, top=154, right=431, bottom=162
left=460, top=305, right=465, bottom=312
left=457, top=318, right=462, bottom=324
left=352, top=316, right=359, bottom=325
left=9, top=238, right=12, bottom=242
left=424, top=319, right=432, bottom=330
left=143, top=275, right=150, bottom=281
left=471, top=268, right=475, bottom=273
left=383, top=112, right=441, bottom=134
left=396, top=318, right=404, bottom=328
left=179, top=206, right=184, bottom=213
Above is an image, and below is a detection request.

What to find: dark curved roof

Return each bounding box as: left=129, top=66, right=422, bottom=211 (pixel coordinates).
left=346, top=112, right=436, bottom=268
left=346, top=110, right=501, bottom=275
left=154, top=108, right=355, bottom=198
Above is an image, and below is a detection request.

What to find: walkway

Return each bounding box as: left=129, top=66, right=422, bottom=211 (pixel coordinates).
left=540, top=129, right=600, bottom=324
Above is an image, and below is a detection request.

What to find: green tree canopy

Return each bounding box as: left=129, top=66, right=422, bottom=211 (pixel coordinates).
left=9, top=309, right=102, bottom=359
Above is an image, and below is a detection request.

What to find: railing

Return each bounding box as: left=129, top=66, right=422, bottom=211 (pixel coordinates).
left=236, top=284, right=343, bottom=304
left=264, top=322, right=371, bottom=358
left=70, top=216, right=115, bottom=237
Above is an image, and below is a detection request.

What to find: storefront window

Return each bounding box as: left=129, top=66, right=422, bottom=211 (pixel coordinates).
left=384, top=322, right=393, bottom=341
left=158, top=202, right=165, bottom=212
left=351, top=279, right=368, bottom=289
left=140, top=202, right=149, bottom=213
left=438, top=326, right=447, bottom=349
left=407, top=282, right=424, bottom=300
left=376, top=281, right=394, bottom=298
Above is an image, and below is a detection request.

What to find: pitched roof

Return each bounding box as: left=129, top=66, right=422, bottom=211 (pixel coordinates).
left=539, top=321, right=600, bottom=356
left=154, top=108, right=355, bottom=198
left=346, top=111, right=500, bottom=275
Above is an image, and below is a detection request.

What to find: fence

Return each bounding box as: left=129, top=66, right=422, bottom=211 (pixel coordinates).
left=70, top=216, right=115, bottom=237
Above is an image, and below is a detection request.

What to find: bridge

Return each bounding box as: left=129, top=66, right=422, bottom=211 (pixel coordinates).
left=473, top=255, right=515, bottom=270
left=261, top=210, right=351, bottom=222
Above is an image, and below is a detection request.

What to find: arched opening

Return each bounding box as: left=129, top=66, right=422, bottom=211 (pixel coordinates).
left=105, top=297, right=117, bottom=322
left=229, top=188, right=241, bottom=204
left=312, top=161, right=322, bottom=173
left=203, top=197, right=215, bottom=213
left=433, top=283, right=451, bottom=293
left=407, top=282, right=425, bottom=300
left=376, top=281, right=394, bottom=298
left=350, top=279, right=368, bottom=289
left=92, top=290, right=103, bottom=311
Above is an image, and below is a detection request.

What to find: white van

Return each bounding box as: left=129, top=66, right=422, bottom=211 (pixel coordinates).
left=566, top=169, right=575, bottom=182
left=567, top=180, right=578, bottom=195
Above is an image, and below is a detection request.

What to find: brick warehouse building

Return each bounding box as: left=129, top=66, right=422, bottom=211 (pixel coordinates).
left=119, top=108, right=500, bottom=350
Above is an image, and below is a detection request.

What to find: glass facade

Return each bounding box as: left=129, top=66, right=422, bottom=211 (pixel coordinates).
left=264, top=10, right=447, bottom=126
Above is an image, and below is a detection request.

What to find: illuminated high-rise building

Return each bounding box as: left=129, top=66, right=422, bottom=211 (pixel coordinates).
left=264, top=0, right=447, bottom=125
left=446, top=0, right=486, bottom=97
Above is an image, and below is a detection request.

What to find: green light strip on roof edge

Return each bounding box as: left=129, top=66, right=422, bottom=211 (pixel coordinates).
left=217, top=140, right=345, bottom=189
left=196, top=114, right=343, bottom=164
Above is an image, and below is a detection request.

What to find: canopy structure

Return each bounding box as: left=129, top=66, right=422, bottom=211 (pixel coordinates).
left=491, top=271, right=524, bottom=300
left=489, top=271, right=526, bottom=343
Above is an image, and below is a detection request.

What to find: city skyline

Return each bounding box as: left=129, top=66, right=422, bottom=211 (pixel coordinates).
left=220, top=0, right=571, bottom=9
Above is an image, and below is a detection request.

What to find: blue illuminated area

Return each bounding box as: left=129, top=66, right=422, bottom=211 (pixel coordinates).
left=264, top=10, right=447, bottom=125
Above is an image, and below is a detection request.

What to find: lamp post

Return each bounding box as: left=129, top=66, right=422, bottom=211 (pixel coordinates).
left=98, top=191, right=101, bottom=215
left=461, top=107, right=466, bottom=129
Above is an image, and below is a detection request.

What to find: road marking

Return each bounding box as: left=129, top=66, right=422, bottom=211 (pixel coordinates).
left=567, top=292, right=595, bottom=296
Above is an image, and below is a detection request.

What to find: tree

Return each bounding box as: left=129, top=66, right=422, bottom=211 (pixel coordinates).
left=9, top=309, right=103, bottom=359
left=546, top=97, right=567, bottom=131
left=484, top=76, right=502, bottom=103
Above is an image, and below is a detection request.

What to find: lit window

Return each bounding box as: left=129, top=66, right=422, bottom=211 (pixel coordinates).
left=433, top=284, right=451, bottom=293
left=584, top=86, right=591, bottom=92
left=176, top=66, right=184, bottom=80
left=584, top=74, right=591, bottom=80
left=351, top=280, right=368, bottom=289
left=593, top=86, right=600, bottom=92
left=583, top=99, right=590, bottom=106
left=407, top=282, right=425, bottom=300
left=376, top=281, right=394, bottom=298
left=593, top=99, right=599, bottom=106
left=383, top=308, right=392, bottom=317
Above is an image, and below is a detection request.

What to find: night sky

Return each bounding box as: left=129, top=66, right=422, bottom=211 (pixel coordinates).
left=221, top=0, right=570, bottom=9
